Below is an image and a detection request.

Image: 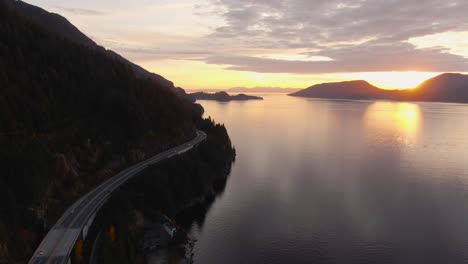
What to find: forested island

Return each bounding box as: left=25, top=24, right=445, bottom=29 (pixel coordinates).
left=0, top=0, right=234, bottom=263
left=190, top=91, right=263, bottom=101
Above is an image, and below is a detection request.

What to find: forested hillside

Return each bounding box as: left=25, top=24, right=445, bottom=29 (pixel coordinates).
left=0, top=0, right=231, bottom=262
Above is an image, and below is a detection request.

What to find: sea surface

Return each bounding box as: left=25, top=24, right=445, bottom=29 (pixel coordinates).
left=157, top=94, right=468, bottom=264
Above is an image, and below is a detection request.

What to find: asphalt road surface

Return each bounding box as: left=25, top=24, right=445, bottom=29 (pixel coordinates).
left=29, top=130, right=207, bottom=264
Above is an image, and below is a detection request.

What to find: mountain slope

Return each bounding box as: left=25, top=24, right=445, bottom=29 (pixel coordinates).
left=290, top=80, right=393, bottom=100
left=409, top=73, right=468, bottom=102
left=10, top=0, right=190, bottom=97
left=0, top=1, right=201, bottom=261
left=10, top=0, right=98, bottom=48
left=289, top=74, right=468, bottom=103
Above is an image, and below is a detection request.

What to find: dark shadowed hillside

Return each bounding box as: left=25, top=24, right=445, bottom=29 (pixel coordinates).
left=10, top=0, right=97, bottom=47
left=10, top=0, right=194, bottom=100
left=0, top=0, right=233, bottom=262
left=407, top=73, right=468, bottom=102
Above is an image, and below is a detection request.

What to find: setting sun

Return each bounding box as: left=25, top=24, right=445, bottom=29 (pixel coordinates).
left=336, top=72, right=442, bottom=90
left=139, top=60, right=445, bottom=90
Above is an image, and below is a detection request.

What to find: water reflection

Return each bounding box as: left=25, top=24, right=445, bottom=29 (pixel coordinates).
left=177, top=95, right=468, bottom=264
left=365, top=102, right=422, bottom=145
left=147, top=165, right=232, bottom=264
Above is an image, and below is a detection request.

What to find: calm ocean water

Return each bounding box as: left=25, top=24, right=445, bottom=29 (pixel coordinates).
left=157, top=94, right=468, bottom=264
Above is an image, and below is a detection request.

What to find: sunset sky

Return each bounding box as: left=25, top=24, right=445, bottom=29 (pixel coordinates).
left=27, top=0, right=468, bottom=90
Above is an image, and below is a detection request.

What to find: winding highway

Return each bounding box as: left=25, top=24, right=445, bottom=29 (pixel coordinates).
left=29, top=130, right=207, bottom=264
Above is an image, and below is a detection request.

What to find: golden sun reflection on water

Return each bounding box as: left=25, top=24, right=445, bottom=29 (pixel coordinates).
left=365, top=102, right=422, bottom=144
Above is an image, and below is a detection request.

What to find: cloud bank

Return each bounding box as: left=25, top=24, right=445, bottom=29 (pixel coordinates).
left=199, top=0, right=468, bottom=73
left=31, top=0, right=468, bottom=75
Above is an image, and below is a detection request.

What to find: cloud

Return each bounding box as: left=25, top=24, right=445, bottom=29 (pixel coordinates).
left=42, top=0, right=468, bottom=75
left=202, top=41, right=468, bottom=74
left=96, top=37, right=213, bottom=62
left=208, top=0, right=468, bottom=46
left=59, top=7, right=105, bottom=16
left=197, top=0, right=468, bottom=73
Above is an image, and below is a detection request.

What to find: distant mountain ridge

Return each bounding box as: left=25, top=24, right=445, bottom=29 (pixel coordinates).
left=227, top=87, right=301, bottom=93
left=190, top=91, right=263, bottom=101
left=290, top=80, right=389, bottom=100
left=188, top=87, right=301, bottom=93
left=289, top=73, right=468, bottom=103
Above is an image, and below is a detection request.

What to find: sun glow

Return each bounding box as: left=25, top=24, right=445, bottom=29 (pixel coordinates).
left=365, top=102, right=422, bottom=143
left=140, top=60, right=345, bottom=90
left=337, top=72, right=441, bottom=89
left=142, top=59, right=443, bottom=90
left=397, top=103, right=421, bottom=131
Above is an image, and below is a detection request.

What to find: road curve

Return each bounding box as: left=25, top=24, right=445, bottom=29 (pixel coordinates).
left=29, top=130, right=207, bottom=264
